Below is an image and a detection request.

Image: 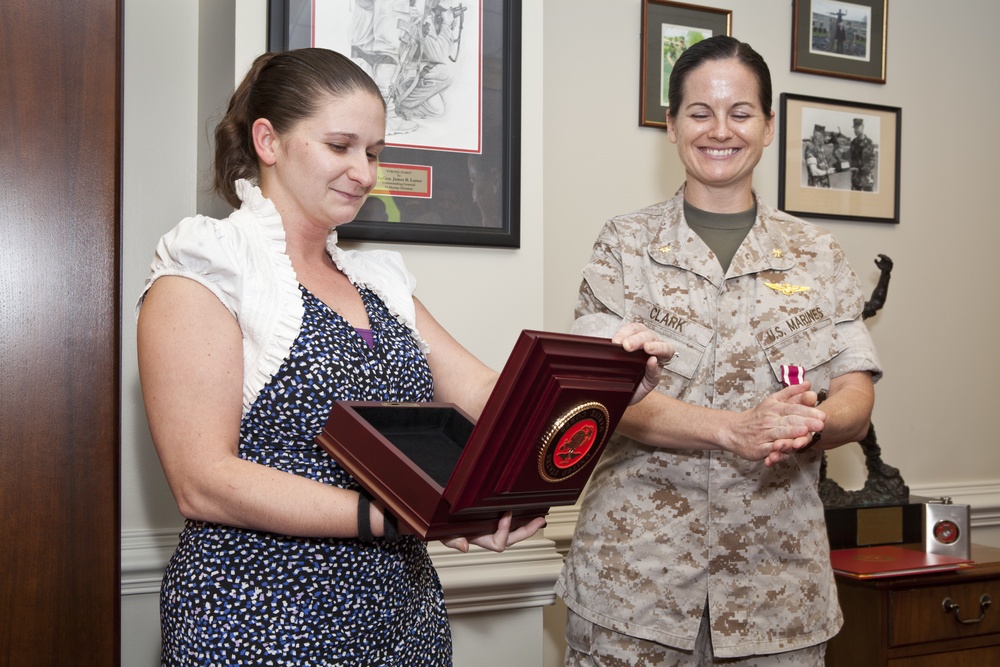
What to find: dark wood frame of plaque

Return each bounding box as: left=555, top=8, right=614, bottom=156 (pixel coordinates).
left=317, top=330, right=648, bottom=540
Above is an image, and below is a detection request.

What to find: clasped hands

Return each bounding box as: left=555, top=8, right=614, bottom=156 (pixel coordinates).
left=729, top=382, right=826, bottom=467
left=613, top=323, right=825, bottom=467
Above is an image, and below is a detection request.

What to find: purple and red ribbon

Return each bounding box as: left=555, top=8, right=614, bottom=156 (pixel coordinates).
left=780, top=364, right=805, bottom=387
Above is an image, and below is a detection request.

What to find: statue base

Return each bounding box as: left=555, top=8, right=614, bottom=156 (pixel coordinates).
left=824, top=498, right=924, bottom=550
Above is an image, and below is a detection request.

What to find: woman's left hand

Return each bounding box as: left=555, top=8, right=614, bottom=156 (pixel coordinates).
left=441, top=512, right=547, bottom=553
left=611, top=322, right=676, bottom=405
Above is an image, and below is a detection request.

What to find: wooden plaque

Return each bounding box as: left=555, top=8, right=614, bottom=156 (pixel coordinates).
left=317, top=330, right=647, bottom=540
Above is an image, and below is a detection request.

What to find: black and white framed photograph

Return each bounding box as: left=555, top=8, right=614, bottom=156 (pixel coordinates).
left=268, top=0, right=520, bottom=248
left=791, top=0, right=888, bottom=83
left=639, top=0, right=732, bottom=128
left=779, top=93, right=901, bottom=224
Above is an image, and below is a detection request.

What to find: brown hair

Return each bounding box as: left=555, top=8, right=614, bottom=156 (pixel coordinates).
left=213, top=48, right=385, bottom=208
left=667, top=35, right=772, bottom=119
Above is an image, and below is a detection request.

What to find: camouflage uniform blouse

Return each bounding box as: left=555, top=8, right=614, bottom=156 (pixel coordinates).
left=555, top=187, right=881, bottom=658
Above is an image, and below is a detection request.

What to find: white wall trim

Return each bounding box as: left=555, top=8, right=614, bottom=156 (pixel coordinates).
left=542, top=504, right=581, bottom=556
left=430, top=537, right=564, bottom=615
left=909, top=481, right=1000, bottom=528
left=121, top=529, right=564, bottom=614
left=121, top=528, right=182, bottom=596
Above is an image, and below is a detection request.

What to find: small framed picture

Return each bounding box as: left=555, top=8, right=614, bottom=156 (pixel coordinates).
left=778, top=93, right=901, bottom=224
left=639, top=0, right=732, bottom=128
left=791, top=0, right=888, bottom=84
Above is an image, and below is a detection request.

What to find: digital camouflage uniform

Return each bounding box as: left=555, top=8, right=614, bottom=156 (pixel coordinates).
left=556, top=187, right=881, bottom=659
left=850, top=134, right=876, bottom=191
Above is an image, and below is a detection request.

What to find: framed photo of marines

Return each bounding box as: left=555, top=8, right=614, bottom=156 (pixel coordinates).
left=639, top=0, right=732, bottom=128
left=778, top=93, right=901, bottom=224
left=791, top=0, right=888, bottom=84
left=267, top=0, right=521, bottom=248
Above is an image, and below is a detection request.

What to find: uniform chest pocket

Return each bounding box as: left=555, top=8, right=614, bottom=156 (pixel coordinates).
left=759, top=315, right=839, bottom=391
left=631, top=301, right=711, bottom=382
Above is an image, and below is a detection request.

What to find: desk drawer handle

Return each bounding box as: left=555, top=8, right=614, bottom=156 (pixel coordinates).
left=941, top=594, right=992, bottom=625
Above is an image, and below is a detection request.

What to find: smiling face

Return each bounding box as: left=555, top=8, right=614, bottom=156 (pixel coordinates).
left=666, top=58, right=775, bottom=211
left=257, top=89, right=387, bottom=233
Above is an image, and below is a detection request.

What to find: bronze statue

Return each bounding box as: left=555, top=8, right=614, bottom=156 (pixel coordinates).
left=862, top=254, right=892, bottom=319
left=818, top=254, right=909, bottom=507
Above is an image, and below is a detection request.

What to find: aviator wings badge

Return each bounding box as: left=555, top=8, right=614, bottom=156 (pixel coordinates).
left=764, top=281, right=810, bottom=296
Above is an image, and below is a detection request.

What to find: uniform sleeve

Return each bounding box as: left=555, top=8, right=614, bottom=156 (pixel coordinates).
left=570, top=281, right=625, bottom=338
left=830, top=246, right=883, bottom=383
left=575, top=222, right=628, bottom=320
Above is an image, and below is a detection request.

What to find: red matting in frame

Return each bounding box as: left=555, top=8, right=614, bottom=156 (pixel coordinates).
left=316, top=330, right=648, bottom=540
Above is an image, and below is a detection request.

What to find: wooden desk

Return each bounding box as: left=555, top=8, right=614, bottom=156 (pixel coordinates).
left=826, top=544, right=1000, bottom=666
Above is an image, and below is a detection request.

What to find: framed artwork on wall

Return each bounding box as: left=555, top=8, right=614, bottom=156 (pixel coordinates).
left=268, top=0, right=520, bottom=248
left=778, top=93, right=901, bottom=224
left=791, top=0, right=888, bottom=83
left=639, top=0, right=732, bottom=128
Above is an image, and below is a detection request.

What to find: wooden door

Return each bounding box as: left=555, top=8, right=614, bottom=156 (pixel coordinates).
left=0, top=0, right=121, bottom=664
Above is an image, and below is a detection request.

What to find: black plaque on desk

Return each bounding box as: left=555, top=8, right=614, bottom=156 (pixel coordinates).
left=317, top=330, right=648, bottom=540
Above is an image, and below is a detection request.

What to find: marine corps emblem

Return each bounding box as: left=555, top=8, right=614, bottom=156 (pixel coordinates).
left=537, top=402, right=610, bottom=482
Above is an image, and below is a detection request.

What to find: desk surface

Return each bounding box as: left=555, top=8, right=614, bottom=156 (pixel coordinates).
left=828, top=544, right=1000, bottom=666
left=835, top=543, right=1000, bottom=589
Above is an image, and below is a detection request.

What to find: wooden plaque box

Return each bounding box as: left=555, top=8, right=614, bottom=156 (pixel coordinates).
left=317, top=330, right=648, bottom=540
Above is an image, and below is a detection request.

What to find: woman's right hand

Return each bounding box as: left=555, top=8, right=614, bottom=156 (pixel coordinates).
left=609, top=322, right=676, bottom=405
left=441, top=513, right=547, bottom=554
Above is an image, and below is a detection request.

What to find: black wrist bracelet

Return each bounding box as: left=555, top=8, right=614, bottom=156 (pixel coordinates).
left=357, top=493, right=373, bottom=543
left=383, top=512, right=399, bottom=541
left=799, top=431, right=822, bottom=453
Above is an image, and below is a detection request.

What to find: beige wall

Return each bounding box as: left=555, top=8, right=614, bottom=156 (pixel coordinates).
left=122, top=0, right=1000, bottom=664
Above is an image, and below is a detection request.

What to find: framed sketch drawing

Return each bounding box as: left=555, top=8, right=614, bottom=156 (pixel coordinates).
left=791, top=0, right=888, bottom=83
left=778, top=93, right=901, bottom=224
left=268, top=0, right=520, bottom=248
left=640, top=0, right=732, bottom=128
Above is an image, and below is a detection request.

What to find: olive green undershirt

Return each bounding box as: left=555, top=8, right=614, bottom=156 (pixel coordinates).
left=684, top=200, right=757, bottom=273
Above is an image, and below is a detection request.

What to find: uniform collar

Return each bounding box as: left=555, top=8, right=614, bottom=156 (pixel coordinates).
left=647, top=185, right=794, bottom=283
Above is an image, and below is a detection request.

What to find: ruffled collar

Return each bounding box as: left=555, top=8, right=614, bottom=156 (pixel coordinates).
left=231, top=179, right=425, bottom=353
left=235, top=178, right=287, bottom=243
left=236, top=177, right=344, bottom=256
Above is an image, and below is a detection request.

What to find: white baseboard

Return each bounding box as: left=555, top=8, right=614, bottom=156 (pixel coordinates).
left=121, top=528, right=182, bottom=596
left=121, top=527, right=565, bottom=615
